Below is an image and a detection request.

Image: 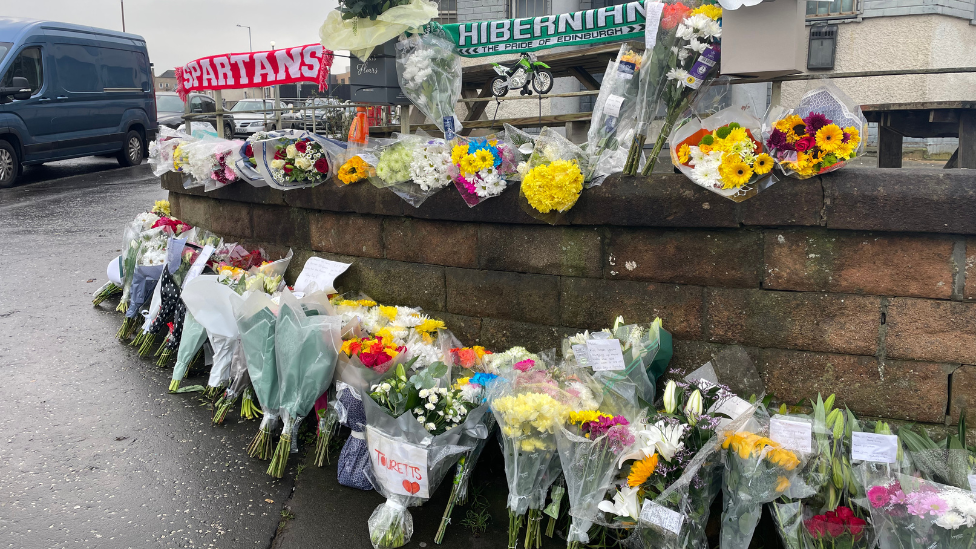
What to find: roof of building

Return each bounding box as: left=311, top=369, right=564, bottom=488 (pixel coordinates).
left=157, top=69, right=177, bottom=79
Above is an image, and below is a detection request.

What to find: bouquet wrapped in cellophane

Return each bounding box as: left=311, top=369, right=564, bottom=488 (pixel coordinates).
left=266, top=291, right=342, bottom=478
left=487, top=358, right=582, bottom=549
left=671, top=105, right=778, bottom=202
left=586, top=43, right=645, bottom=185
left=518, top=127, right=589, bottom=224
left=866, top=473, right=976, bottom=549
left=719, top=416, right=808, bottom=548
left=395, top=33, right=462, bottom=137
left=252, top=130, right=339, bottom=190
left=763, top=84, right=866, bottom=179
left=148, top=126, right=194, bottom=178
left=362, top=359, right=489, bottom=548
left=623, top=1, right=723, bottom=176
left=448, top=135, right=518, bottom=207
left=319, top=0, right=438, bottom=61
left=236, top=131, right=284, bottom=186
left=183, top=137, right=245, bottom=192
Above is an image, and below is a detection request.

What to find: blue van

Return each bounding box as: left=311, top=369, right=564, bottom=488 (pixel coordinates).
left=0, top=18, right=157, bottom=187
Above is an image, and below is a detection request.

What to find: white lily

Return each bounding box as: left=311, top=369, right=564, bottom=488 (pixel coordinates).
left=617, top=420, right=686, bottom=467
left=685, top=389, right=703, bottom=426
left=663, top=380, right=677, bottom=414
left=597, top=486, right=642, bottom=521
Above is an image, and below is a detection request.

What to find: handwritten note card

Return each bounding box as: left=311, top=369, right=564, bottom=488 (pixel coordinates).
left=851, top=432, right=899, bottom=463
left=366, top=426, right=430, bottom=498
left=293, top=257, right=351, bottom=296
left=640, top=500, right=683, bottom=535
left=586, top=339, right=626, bottom=372
left=769, top=416, right=813, bottom=453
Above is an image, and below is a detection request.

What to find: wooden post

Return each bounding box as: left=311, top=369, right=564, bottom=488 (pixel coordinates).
left=878, top=123, right=903, bottom=168
left=401, top=105, right=410, bottom=135
left=184, top=94, right=192, bottom=135
left=214, top=89, right=224, bottom=139
left=958, top=110, right=976, bottom=169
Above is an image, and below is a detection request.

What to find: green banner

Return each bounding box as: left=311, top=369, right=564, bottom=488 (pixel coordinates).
left=427, top=0, right=653, bottom=57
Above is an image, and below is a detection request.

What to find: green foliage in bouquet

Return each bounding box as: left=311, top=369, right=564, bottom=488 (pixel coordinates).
left=339, top=0, right=410, bottom=20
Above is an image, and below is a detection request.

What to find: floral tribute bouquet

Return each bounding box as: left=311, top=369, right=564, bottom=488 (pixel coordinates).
left=395, top=33, right=462, bottom=138
left=866, top=475, right=976, bottom=549
left=100, top=201, right=170, bottom=309
left=319, top=0, right=438, bottom=61
left=488, top=361, right=582, bottom=549
left=372, top=134, right=453, bottom=207
left=448, top=135, right=518, bottom=206
left=184, top=138, right=244, bottom=192
left=671, top=106, right=777, bottom=201
left=587, top=43, right=645, bottom=185
left=764, top=85, right=866, bottom=179
left=149, top=126, right=194, bottom=177
left=557, top=406, right=637, bottom=549
left=362, top=359, right=489, bottom=549
left=336, top=155, right=376, bottom=185
left=720, top=427, right=806, bottom=548
left=623, top=1, right=723, bottom=176
left=899, top=418, right=976, bottom=492
left=252, top=131, right=336, bottom=190
left=266, top=291, right=342, bottom=478
left=518, top=127, right=590, bottom=224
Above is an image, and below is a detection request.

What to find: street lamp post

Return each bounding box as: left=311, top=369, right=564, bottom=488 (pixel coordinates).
left=236, top=24, right=252, bottom=52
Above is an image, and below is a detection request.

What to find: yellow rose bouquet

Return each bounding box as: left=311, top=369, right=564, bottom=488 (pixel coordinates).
left=720, top=428, right=806, bottom=548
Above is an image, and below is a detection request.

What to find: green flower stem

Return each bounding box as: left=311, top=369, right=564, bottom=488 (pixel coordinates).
left=434, top=457, right=467, bottom=544
left=508, top=510, right=525, bottom=549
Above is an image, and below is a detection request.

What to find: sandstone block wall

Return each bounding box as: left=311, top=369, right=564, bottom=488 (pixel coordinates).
left=163, top=169, right=976, bottom=425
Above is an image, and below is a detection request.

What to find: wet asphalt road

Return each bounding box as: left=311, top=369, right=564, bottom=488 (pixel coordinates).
left=0, top=160, right=562, bottom=549
left=0, top=162, right=293, bottom=548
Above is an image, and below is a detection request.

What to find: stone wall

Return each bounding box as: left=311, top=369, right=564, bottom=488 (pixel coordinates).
left=163, top=169, right=976, bottom=426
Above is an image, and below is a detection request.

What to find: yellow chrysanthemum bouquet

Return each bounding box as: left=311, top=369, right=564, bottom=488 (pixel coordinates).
left=721, top=426, right=806, bottom=548
left=518, top=127, right=590, bottom=224
left=763, top=85, right=867, bottom=179
left=670, top=105, right=777, bottom=202
left=489, top=361, right=582, bottom=549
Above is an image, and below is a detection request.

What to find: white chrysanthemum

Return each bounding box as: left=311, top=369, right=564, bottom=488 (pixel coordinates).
left=407, top=343, right=442, bottom=370
left=685, top=38, right=708, bottom=54
left=666, top=68, right=690, bottom=83
left=936, top=511, right=968, bottom=530
left=425, top=402, right=436, bottom=411
left=136, top=212, right=160, bottom=231
left=428, top=394, right=439, bottom=404
left=419, top=389, right=430, bottom=399
left=676, top=24, right=695, bottom=41
left=425, top=422, right=437, bottom=432
left=394, top=307, right=424, bottom=328
left=459, top=384, right=482, bottom=404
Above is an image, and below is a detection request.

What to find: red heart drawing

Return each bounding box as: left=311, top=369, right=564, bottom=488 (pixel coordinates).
left=402, top=480, right=420, bottom=495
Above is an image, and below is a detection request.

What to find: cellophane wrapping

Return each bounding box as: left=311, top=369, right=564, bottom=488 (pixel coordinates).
left=720, top=408, right=811, bottom=549
left=362, top=392, right=489, bottom=548
left=149, top=126, right=194, bottom=177
left=183, top=137, right=245, bottom=191
left=763, top=84, right=867, bottom=180
left=252, top=130, right=339, bottom=190
left=586, top=43, right=645, bottom=186
left=504, top=123, right=537, bottom=182
left=319, top=0, right=438, bottom=61
left=518, top=127, right=590, bottom=224
left=236, top=131, right=284, bottom=187
left=865, top=472, right=976, bottom=549
left=235, top=291, right=280, bottom=459
left=670, top=105, right=778, bottom=202
left=395, top=33, right=462, bottom=135
left=557, top=421, right=638, bottom=548
left=447, top=134, right=518, bottom=207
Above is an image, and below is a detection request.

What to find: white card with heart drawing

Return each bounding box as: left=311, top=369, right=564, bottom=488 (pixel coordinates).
left=366, top=426, right=430, bottom=499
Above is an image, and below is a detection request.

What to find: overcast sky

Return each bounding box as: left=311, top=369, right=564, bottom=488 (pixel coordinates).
left=2, top=0, right=350, bottom=75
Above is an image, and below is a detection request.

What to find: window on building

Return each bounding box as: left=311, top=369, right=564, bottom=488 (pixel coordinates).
left=511, top=0, right=548, bottom=19
left=435, top=0, right=457, bottom=23
left=807, top=0, right=856, bottom=19
left=0, top=47, right=43, bottom=94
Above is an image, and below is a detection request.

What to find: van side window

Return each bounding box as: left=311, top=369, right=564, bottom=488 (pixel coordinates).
left=101, top=48, right=149, bottom=91
left=0, top=47, right=43, bottom=94
left=55, top=44, right=102, bottom=93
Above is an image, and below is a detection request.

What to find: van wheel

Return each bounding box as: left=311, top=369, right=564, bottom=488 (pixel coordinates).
left=117, top=130, right=144, bottom=167
left=0, top=140, right=19, bottom=188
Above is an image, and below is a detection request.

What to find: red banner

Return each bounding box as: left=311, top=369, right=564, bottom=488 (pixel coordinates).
left=175, top=44, right=334, bottom=101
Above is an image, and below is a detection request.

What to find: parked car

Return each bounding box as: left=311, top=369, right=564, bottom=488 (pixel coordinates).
left=230, top=99, right=280, bottom=136
left=0, top=18, right=157, bottom=187
left=155, top=92, right=234, bottom=138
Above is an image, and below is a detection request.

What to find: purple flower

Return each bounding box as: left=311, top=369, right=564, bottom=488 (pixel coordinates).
left=803, top=112, right=832, bottom=134
left=766, top=128, right=791, bottom=152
